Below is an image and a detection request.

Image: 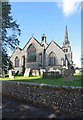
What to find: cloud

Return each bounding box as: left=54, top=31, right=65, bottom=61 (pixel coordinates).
left=81, top=1, right=83, bottom=10
left=57, top=0, right=81, bottom=16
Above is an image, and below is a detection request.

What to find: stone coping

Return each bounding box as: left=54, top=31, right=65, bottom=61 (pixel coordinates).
left=2, top=81, right=83, bottom=90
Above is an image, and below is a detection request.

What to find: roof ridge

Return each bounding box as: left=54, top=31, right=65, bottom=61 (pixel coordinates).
left=23, top=36, right=42, bottom=49
left=46, top=40, right=64, bottom=52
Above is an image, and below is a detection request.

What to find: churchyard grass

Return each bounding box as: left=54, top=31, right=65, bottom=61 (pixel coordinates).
left=0, top=74, right=82, bottom=87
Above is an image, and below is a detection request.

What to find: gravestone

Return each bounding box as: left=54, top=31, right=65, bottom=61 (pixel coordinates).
left=35, top=70, right=39, bottom=76
left=9, top=69, right=15, bottom=79
left=32, top=70, right=35, bottom=76
left=42, top=68, right=60, bottom=79
left=43, top=71, right=59, bottom=79
left=48, top=68, right=56, bottom=72
left=61, top=66, right=67, bottom=77
left=75, top=69, right=80, bottom=74
left=32, top=70, right=39, bottom=76
left=24, top=68, right=30, bottom=77
left=64, top=65, right=74, bottom=81
left=55, top=69, right=61, bottom=75
left=40, top=69, right=46, bottom=76
left=14, top=70, right=19, bottom=76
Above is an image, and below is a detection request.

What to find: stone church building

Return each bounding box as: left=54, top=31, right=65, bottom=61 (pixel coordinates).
left=10, top=26, right=73, bottom=74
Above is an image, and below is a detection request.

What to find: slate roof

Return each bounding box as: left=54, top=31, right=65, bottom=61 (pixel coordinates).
left=46, top=40, right=64, bottom=53
left=23, top=36, right=42, bottom=50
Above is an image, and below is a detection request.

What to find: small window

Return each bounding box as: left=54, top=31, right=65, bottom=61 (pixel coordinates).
left=61, top=58, right=64, bottom=66
left=66, top=49, right=68, bottom=52
left=63, top=49, right=65, bottom=52
left=64, top=49, right=68, bottom=52
left=49, top=52, right=56, bottom=66
left=39, top=53, right=42, bottom=66
left=15, top=57, right=19, bottom=67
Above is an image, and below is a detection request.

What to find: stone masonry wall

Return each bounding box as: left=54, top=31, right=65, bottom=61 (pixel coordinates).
left=2, top=81, right=83, bottom=118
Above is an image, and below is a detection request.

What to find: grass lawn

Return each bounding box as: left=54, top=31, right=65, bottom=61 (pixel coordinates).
left=0, top=74, right=82, bottom=87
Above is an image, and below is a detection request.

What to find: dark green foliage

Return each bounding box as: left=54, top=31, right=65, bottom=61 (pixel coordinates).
left=8, top=60, right=13, bottom=70
left=1, top=2, right=21, bottom=73
left=2, top=47, right=9, bottom=73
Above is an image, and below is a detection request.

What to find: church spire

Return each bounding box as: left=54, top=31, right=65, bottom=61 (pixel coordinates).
left=65, top=25, right=68, bottom=42
left=63, top=25, right=70, bottom=46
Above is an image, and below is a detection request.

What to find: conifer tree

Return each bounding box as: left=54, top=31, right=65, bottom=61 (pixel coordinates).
left=1, top=2, right=21, bottom=73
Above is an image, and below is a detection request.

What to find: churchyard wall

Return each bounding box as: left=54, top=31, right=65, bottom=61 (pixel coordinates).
left=2, top=81, right=83, bottom=118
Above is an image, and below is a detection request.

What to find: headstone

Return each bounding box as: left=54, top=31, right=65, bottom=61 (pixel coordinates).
left=61, top=66, right=67, bottom=77
left=12, top=70, right=15, bottom=76
left=75, top=69, right=80, bottom=74
left=35, top=70, right=39, bottom=76
left=61, top=69, right=64, bottom=77
left=48, top=68, right=56, bottom=72
left=32, top=70, right=35, bottom=76
left=40, top=69, right=46, bottom=76
left=9, top=69, right=15, bottom=79
left=24, top=68, right=30, bottom=77
left=64, top=65, right=74, bottom=81
left=55, top=69, right=61, bottom=75
left=64, top=69, right=69, bottom=81
left=14, top=70, right=19, bottom=76
left=32, top=69, right=39, bottom=76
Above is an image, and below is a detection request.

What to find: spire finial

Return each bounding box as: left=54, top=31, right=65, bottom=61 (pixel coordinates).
left=65, top=25, right=68, bottom=42
left=32, top=34, right=34, bottom=37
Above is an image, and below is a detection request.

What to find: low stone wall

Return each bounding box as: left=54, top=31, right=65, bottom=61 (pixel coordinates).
left=2, top=81, right=83, bottom=118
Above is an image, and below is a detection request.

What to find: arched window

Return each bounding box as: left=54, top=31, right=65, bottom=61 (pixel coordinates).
left=27, top=44, right=36, bottom=62
left=61, top=58, right=64, bottom=66
left=15, top=56, right=19, bottom=67
left=39, top=53, right=42, bottom=66
left=49, top=52, right=56, bottom=66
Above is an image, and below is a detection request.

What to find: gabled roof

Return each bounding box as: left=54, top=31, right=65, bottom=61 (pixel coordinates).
left=16, top=47, right=22, bottom=50
left=23, top=36, right=42, bottom=50
left=10, top=47, right=22, bottom=58
left=46, top=40, right=64, bottom=52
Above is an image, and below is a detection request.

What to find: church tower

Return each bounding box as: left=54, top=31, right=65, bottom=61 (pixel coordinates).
left=62, top=26, right=73, bottom=64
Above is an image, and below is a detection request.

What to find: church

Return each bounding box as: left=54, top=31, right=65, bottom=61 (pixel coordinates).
left=10, top=26, right=73, bottom=74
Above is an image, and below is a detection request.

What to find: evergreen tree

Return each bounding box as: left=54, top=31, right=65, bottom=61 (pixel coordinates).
left=1, top=2, right=21, bottom=74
